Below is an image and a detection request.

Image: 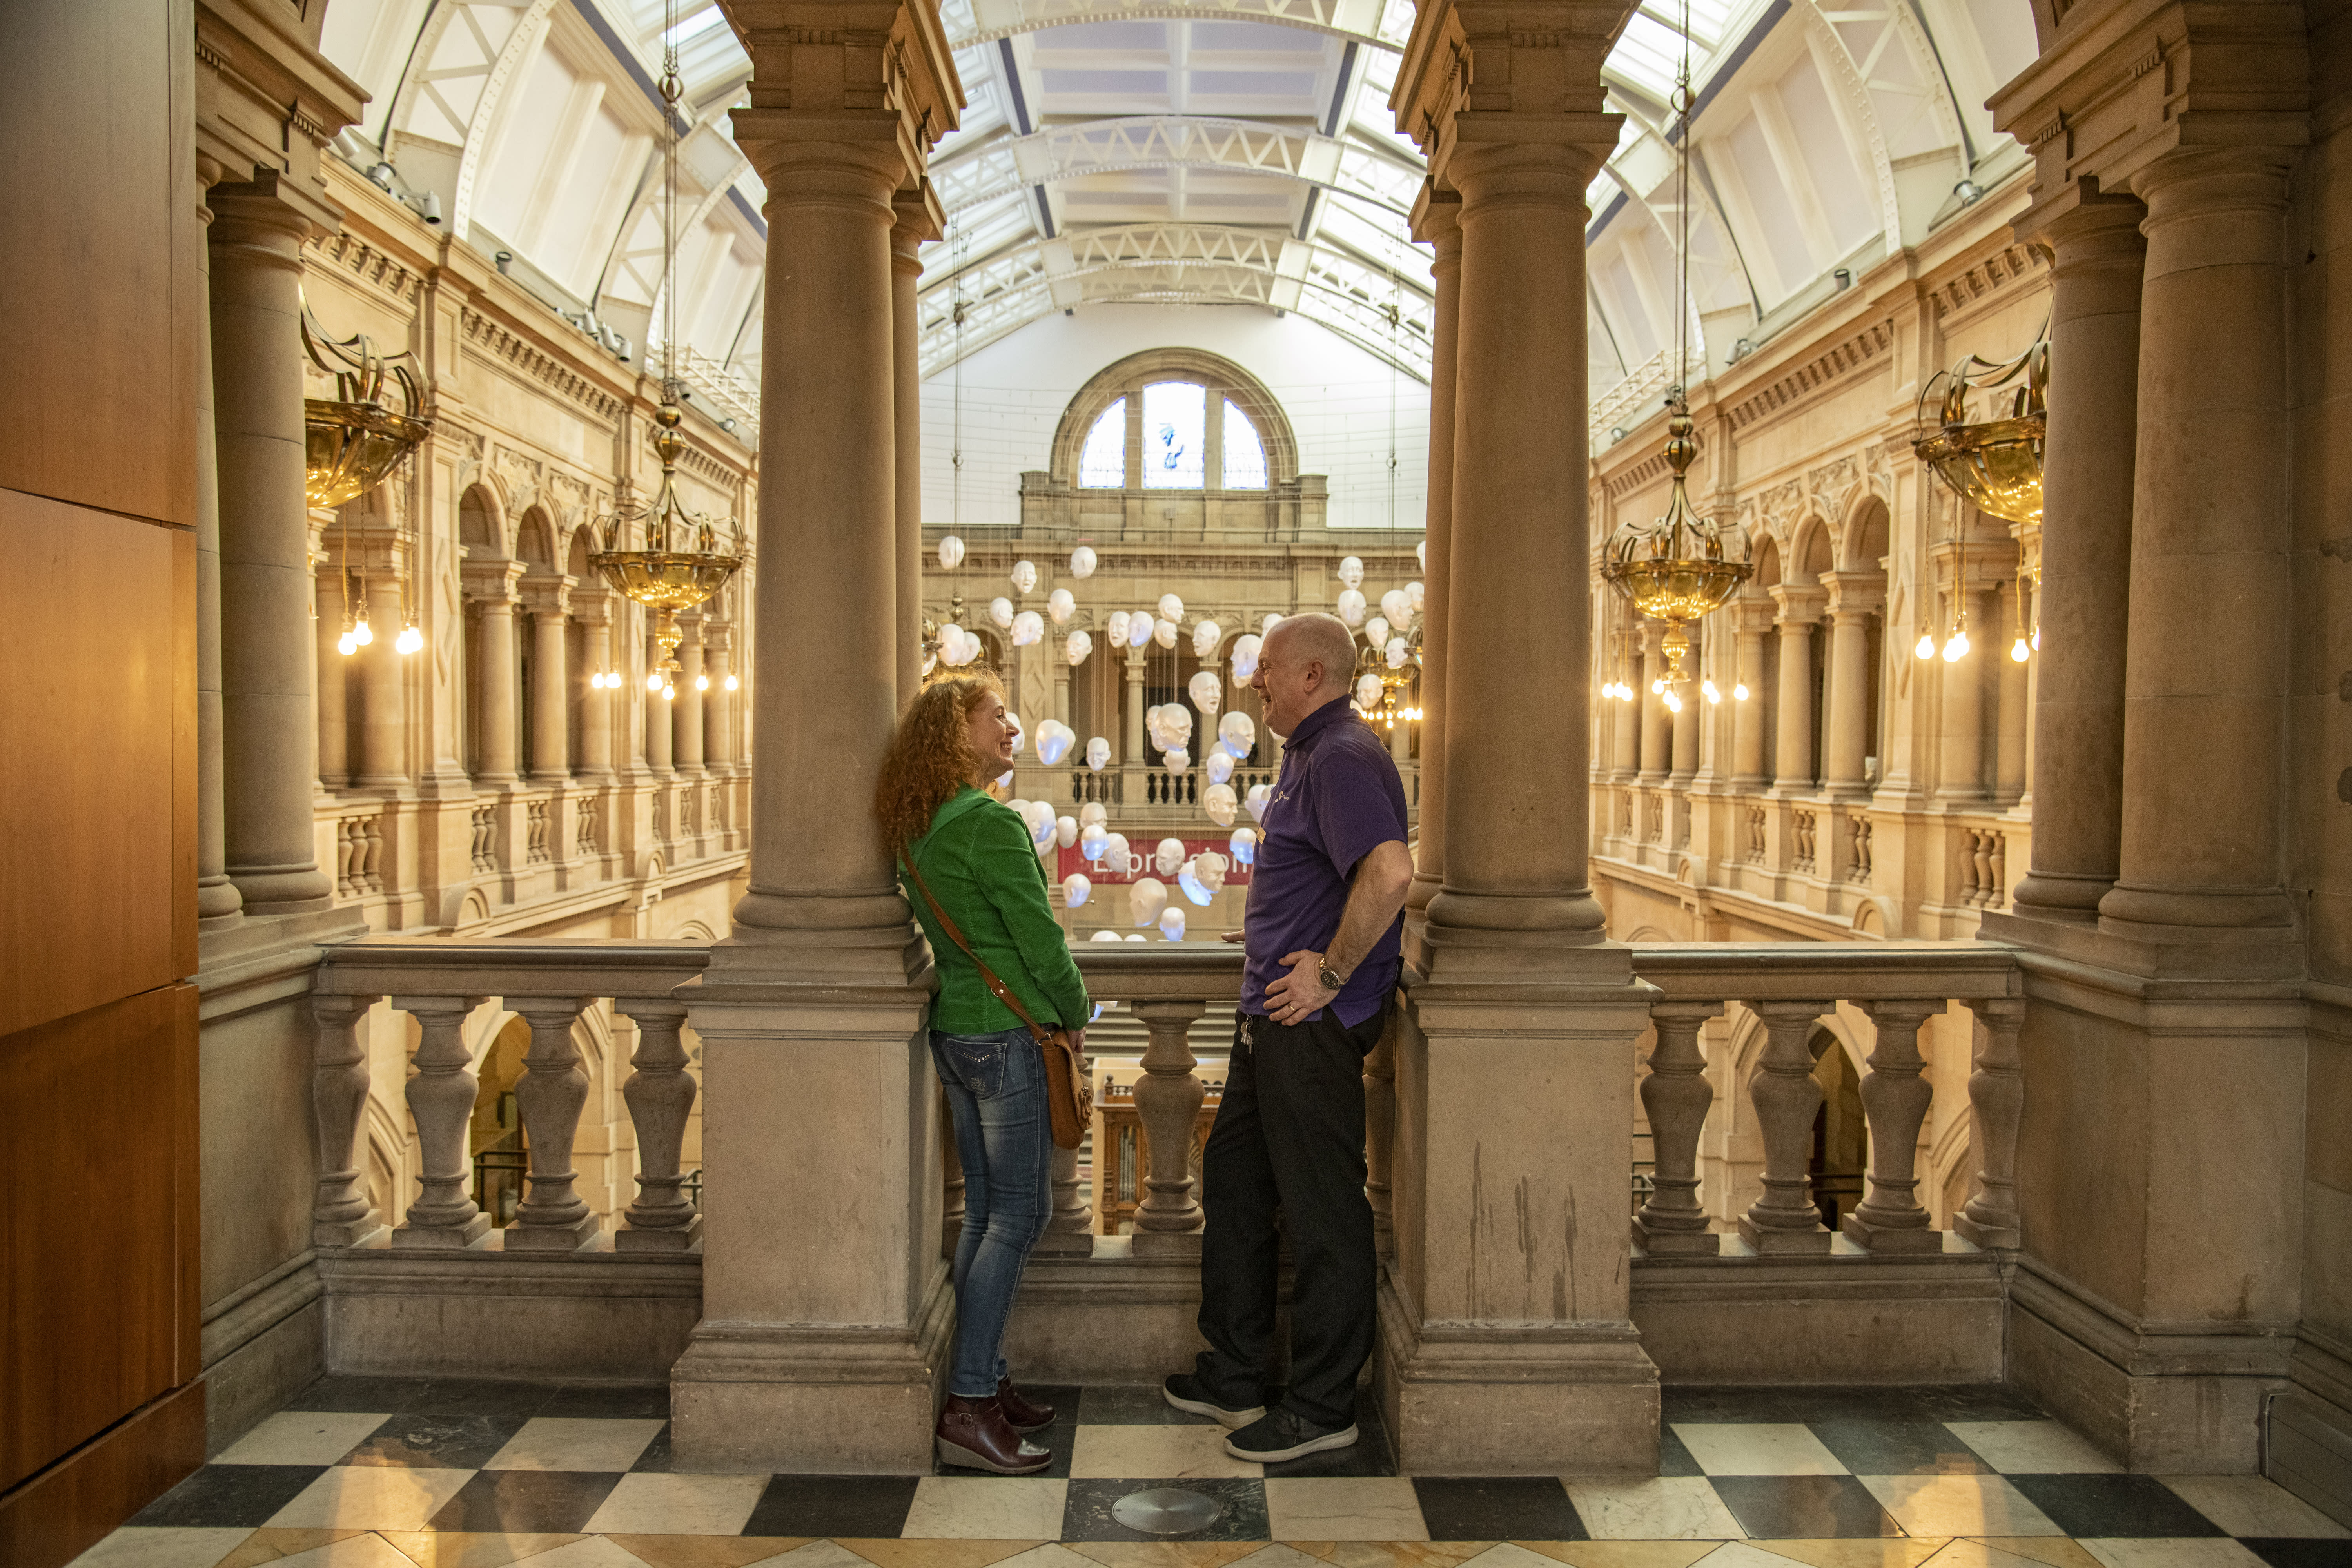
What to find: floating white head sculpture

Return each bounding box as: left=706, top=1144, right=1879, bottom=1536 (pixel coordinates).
left=1010, top=560, right=1038, bottom=594
left=1085, top=735, right=1111, bottom=771
left=938, top=535, right=965, bottom=569
left=1047, top=588, right=1075, bottom=625
left=1062, top=873, right=1090, bottom=907
left=1070, top=545, right=1098, bottom=579
left=1154, top=837, right=1186, bottom=877
left=1130, top=877, right=1167, bottom=926
left=1203, top=781, right=1237, bottom=826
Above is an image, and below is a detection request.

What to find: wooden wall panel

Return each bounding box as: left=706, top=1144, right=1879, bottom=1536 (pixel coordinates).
left=0, top=2, right=191, bottom=526
left=0, top=492, right=191, bottom=1040
left=0, top=984, right=199, bottom=1494
left=0, top=1382, right=205, bottom=1568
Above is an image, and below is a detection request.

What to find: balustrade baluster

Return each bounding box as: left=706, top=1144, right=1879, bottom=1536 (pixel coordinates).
left=1634, top=1000, right=1724, bottom=1254
left=335, top=819, right=356, bottom=897
left=1738, top=998, right=1835, bottom=1253
left=1973, top=833, right=1995, bottom=906
left=1844, top=1000, right=1946, bottom=1252
left=1956, top=996, right=2024, bottom=1249
left=360, top=817, right=382, bottom=892
left=311, top=993, right=387, bottom=1247
left=506, top=996, right=601, bottom=1249
left=615, top=998, right=702, bottom=1250
left=1363, top=1013, right=1397, bottom=1258
left=395, top=995, right=494, bottom=1248
left=1130, top=999, right=1208, bottom=1254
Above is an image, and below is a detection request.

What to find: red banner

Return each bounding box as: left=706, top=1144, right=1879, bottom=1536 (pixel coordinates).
left=1058, top=835, right=1253, bottom=886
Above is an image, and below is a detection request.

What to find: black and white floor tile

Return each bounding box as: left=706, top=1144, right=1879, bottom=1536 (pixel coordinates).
left=67, top=1377, right=2351, bottom=1568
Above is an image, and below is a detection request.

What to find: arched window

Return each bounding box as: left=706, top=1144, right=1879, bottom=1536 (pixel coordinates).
left=1062, top=352, right=1287, bottom=493
left=1078, top=399, right=1127, bottom=487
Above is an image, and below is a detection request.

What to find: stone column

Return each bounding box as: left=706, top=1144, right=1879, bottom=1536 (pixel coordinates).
left=355, top=567, right=409, bottom=787
left=2098, top=157, right=2299, bottom=946
left=1769, top=586, right=1822, bottom=792
left=1054, top=661, right=1072, bottom=727
left=1936, top=577, right=1988, bottom=802
left=1668, top=630, right=1699, bottom=786
left=677, top=624, right=706, bottom=777
left=191, top=165, right=241, bottom=927
left=1123, top=645, right=1146, bottom=763
left=316, top=565, right=350, bottom=790
left=1731, top=599, right=1771, bottom=786
left=1820, top=575, right=1878, bottom=796
left=646, top=662, right=674, bottom=776
left=465, top=561, right=524, bottom=785
left=2007, top=198, right=2143, bottom=919
left=212, top=179, right=336, bottom=913
left=1406, top=192, right=1461, bottom=927
left=706, top=626, right=737, bottom=771
left=676, top=27, right=954, bottom=1472
left=1397, top=52, right=1657, bottom=1470
left=1636, top=621, right=1669, bottom=785
left=576, top=595, right=616, bottom=780
left=1609, top=630, right=1639, bottom=783
left=890, top=199, right=936, bottom=710
left=1995, top=582, right=2030, bottom=803
left=522, top=577, right=572, bottom=784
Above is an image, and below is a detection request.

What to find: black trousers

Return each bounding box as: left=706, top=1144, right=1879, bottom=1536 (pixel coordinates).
left=1192, top=1004, right=1385, bottom=1429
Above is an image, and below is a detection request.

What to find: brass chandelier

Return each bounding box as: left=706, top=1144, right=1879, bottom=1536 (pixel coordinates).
left=1912, top=330, right=2047, bottom=528
left=586, top=0, right=743, bottom=702
left=304, top=301, right=432, bottom=658
left=1597, top=0, right=1749, bottom=702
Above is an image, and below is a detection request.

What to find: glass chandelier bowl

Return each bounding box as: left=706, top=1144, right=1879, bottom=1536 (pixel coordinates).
left=1601, top=401, right=1750, bottom=682
left=588, top=403, right=745, bottom=694
left=1353, top=619, right=1422, bottom=730
left=303, top=307, right=431, bottom=508
left=1912, top=330, right=2047, bottom=526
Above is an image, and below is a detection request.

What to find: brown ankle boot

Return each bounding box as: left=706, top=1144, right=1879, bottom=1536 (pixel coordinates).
left=998, top=1376, right=1055, bottom=1432
left=936, top=1393, right=1052, bottom=1474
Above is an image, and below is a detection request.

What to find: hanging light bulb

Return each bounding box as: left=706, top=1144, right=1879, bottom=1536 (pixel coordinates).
left=352, top=616, right=374, bottom=647
left=1733, top=682, right=1750, bottom=701
left=1915, top=631, right=1937, bottom=660
left=662, top=682, right=676, bottom=701
left=1702, top=679, right=1721, bottom=704
left=1662, top=689, right=1684, bottom=713
left=1650, top=677, right=1665, bottom=695
left=1944, top=628, right=1970, bottom=661
left=647, top=671, right=665, bottom=693
left=2010, top=635, right=2031, bottom=662
left=695, top=673, right=710, bottom=691
left=724, top=672, right=739, bottom=691
left=2031, top=628, right=2041, bottom=651
left=336, top=629, right=358, bottom=657
left=395, top=623, right=423, bottom=655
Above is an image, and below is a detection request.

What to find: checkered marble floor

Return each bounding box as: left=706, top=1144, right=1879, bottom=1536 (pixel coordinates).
left=73, top=1378, right=2350, bottom=1568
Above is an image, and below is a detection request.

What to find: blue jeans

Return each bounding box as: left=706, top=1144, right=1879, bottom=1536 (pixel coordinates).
left=931, top=1026, right=1054, bottom=1399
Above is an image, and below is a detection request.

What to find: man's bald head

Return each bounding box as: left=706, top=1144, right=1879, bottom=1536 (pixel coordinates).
left=1267, top=612, right=1358, bottom=686
left=1254, top=612, right=1360, bottom=737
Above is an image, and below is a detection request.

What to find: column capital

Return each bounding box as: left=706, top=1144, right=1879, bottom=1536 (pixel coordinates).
left=2130, top=144, right=2297, bottom=230
left=1990, top=0, right=2307, bottom=239
left=207, top=168, right=341, bottom=257
left=1410, top=181, right=1463, bottom=250
left=726, top=0, right=963, bottom=195
left=1392, top=0, right=1630, bottom=183
left=1729, top=595, right=1779, bottom=635
left=891, top=182, right=944, bottom=267
left=517, top=575, right=577, bottom=617
left=1769, top=584, right=1826, bottom=625
left=462, top=558, right=525, bottom=604
left=1821, top=571, right=1884, bottom=621
left=569, top=586, right=618, bottom=628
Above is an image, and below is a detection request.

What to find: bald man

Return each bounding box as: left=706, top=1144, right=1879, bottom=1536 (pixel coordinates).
left=1161, top=611, right=1414, bottom=1463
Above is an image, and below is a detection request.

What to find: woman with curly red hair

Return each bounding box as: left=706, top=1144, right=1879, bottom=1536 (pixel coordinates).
left=875, top=673, right=1089, bottom=1474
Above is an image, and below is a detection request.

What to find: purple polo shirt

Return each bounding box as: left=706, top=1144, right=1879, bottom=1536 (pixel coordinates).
left=1240, top=694, right=1410, bottom=1028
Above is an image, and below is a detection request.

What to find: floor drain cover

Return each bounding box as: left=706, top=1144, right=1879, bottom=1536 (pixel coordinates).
left=1111, top=1486, right=1223, bottom=1535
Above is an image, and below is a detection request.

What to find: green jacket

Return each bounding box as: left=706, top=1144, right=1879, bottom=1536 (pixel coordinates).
left=900, top=787, right=1091, bottom=1035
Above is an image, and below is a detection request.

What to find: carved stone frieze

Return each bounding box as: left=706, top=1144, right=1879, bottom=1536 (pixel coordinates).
left=1724, top=320, right=1895, bottom=431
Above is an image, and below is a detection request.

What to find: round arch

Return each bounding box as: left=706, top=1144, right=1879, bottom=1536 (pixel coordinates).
left=1047, top=348, right=1301, bottom=488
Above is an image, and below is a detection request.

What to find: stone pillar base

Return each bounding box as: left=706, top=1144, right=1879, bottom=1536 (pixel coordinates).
left=1737, top=1218, right=1831, bottom=1256
left=2009, top=1262, right=2288, bottom=1473
left=671, top=1273, right=954, bottom=1473
left=1841, top=1214, right=1942, bottom=1252
left=1375, top=1268, right=1660, bottom=1475
left=1631, top=1221, right=1719, bottom=1256
left=506, top=1216, right=604, bottom=1251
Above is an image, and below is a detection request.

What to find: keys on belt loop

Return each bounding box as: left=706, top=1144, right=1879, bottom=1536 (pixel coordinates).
left=1237, top=1011, right=1255, bottom=1052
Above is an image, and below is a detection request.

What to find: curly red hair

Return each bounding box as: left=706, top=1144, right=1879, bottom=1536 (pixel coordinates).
left=874, top=673, right=1007, bottom=861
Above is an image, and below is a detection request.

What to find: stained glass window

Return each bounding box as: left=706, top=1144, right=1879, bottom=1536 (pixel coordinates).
left=1078, top=399, right=1127, bottom=487
left=1222, top=401, right=1268, bottom=489
left=1141, top=381, right=1207, bottom=489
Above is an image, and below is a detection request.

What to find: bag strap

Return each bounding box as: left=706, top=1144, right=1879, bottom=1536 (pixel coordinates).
left=900, top=844, right=1051, bottom=1042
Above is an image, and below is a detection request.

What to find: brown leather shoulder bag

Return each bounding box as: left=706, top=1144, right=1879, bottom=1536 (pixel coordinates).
left=900, top=849, right=1093, bottom=1151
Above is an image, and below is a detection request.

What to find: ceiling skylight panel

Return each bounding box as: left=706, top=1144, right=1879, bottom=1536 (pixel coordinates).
left=1607, top=13, right=1686, bottom=98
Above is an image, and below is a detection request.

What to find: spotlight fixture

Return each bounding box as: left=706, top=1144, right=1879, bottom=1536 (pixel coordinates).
left=1954, top=178, right=1984, bottom=207
left=367, top=162, right=395, bottom=191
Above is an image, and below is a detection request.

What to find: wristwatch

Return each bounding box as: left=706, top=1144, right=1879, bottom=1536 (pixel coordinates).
left=1317, top=956, right=1347, bottom=992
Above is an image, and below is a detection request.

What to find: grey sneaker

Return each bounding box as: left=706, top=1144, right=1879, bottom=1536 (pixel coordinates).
left=1223, top=1406, right=1359, bottom=1462
left=1161, top=1372, right=1266, bottom=1428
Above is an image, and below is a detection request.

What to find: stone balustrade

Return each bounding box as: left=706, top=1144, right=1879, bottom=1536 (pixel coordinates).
left=1051, top=760, right=1417, bottom=818
left=313, top=773, right=751, bottom=932
left=1626, top=942, right=2022, bottom=1258
left=312, top=939, right=713, bottom=1254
